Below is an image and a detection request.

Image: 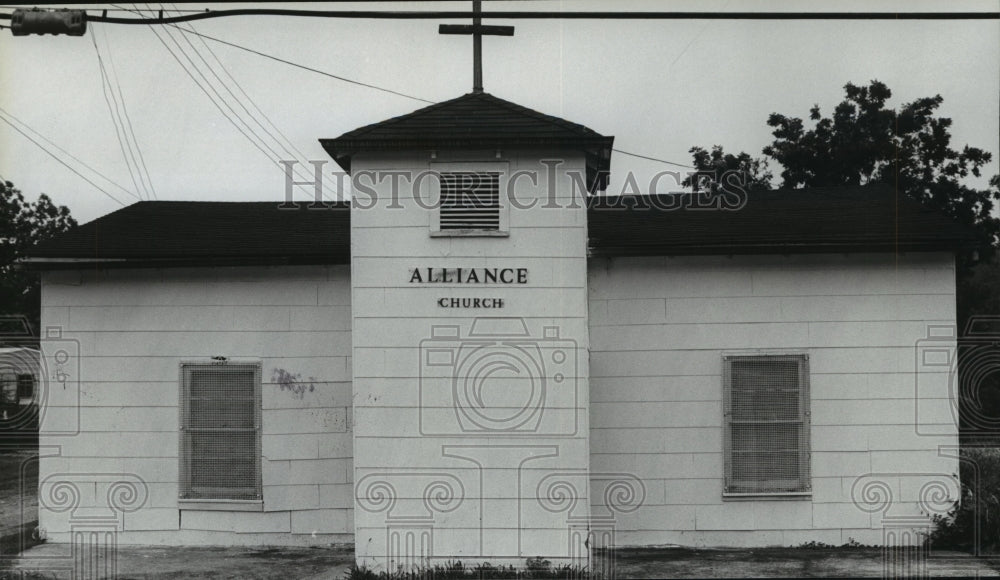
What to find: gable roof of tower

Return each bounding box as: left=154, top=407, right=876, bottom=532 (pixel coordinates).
left=320, top=92, right=615, bottom=193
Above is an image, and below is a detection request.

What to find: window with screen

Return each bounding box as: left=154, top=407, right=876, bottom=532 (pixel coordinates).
left=179, top=362, right=261, bottom=502
left=723, top=354, right=810, bottom=496
left=438, top=172, right=501, bottom=232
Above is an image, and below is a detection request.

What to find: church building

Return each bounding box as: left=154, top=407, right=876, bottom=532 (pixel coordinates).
left=20, top=13, right=971, bottom=570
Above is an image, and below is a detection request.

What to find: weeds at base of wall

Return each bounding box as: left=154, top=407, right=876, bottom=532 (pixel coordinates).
left=796, top=538, right=879, bottom=550
left=344, top=557, right=592, bottom=580
left=926, top=447, right=1000, bottom=553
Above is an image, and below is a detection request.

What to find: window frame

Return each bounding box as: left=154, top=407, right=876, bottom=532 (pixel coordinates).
left=178, top=360, right=263, bottom=511
left=721, top=352, right=812, bottom=499
left=428, top=162, right=510, bottom=237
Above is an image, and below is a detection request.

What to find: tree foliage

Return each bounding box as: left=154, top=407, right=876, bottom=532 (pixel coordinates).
left=0, top=179, right=76, bottom=338
left=681, top=145, right=773, bottom=193
left=687, top=80, right=1000, bottom=264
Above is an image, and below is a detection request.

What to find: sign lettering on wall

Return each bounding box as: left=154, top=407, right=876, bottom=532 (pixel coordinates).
left=408, top=268, right=527, bottom=285
left=409, top=268, right=527, bottom=308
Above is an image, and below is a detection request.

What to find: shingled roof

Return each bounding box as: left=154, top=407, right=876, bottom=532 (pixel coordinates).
left=22, top=187, right=975, bottom=269
left=587, top=186, right=977, bottom=257
left=24, top=201, right=351, bottom=268
left=320, top=92, right=615, bottom=193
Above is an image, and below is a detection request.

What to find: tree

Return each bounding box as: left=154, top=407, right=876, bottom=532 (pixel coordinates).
left=763, top=80, right=999, bottom=264
left=681, top=145, right=773, bottom=193
left=0, top=179, right=76, bottom=340
left=688, top=80, right=1000, bottom=265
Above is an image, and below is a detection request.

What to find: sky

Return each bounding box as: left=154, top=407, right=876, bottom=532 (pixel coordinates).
left=1, top=0, right=998, bottom=224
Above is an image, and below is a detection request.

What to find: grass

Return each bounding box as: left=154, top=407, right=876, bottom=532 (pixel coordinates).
left=344, top=558, right=591, bottom=579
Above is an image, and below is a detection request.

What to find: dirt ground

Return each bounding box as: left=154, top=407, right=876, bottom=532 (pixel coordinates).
left=2, top=544, right=354, bottom=580
left=0, top=450, right=38, bottom=540
left=610, top=547, right=1000, bottom=578
left=3, top=544, right=999, bottom=579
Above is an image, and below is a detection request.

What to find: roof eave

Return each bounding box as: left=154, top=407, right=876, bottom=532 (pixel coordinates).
left=19, top=255, right=350, bottom=271
left=320, top=136, right=615, bottom=193
left=587, top=240, right=976, bottom=258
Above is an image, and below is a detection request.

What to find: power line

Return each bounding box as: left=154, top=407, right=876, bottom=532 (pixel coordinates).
left=149, top=3, right=291, bottom=162
left=164, top=19, right=697, bottom=170
left=0, top=4, right=206, bottom=11
left=122, top=7, right=693, bottom=172
left=101, top=24, right=157, bottom=199
left=0, top=1, right=488, bottom=9
left=159, top=2, right=334, bottom=190
left=137, top=10, right=280, bottom=166
left=129, top=4, right=339, bottom=202
left=91, top=29, right=148, bottom=200
left=162, top=2, right=341, bottom=200
left=613, top=149, right=694, bottom=169
left=3, top=8, right=996, bottom=25
left=124, top=2, right=347, bottom=202
left=149, top=1, right=341, bottom=200
left=162, top=22, right=433, bottom=104
left=0, top=112, right=128, bottom=206
left=0, top=106, right=139, bottom=199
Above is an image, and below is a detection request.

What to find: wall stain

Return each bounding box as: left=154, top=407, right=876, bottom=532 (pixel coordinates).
left=271, top=368, right=317, bottom=399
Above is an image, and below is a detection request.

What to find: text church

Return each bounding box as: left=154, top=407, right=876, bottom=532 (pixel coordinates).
left=21, top=5, right=972, bottom=572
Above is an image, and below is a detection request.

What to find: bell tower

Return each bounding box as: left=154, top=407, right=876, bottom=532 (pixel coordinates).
left=321, top=6, right=613, bottom=569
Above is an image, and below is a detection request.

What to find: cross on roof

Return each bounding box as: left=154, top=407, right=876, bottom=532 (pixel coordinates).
left=439, top=0, right=514, bottom=93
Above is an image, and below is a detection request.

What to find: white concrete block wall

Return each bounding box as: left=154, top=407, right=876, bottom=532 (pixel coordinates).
left=588, top=253, right=960, bottom=547
left=37, top=265, right=353, bottom=545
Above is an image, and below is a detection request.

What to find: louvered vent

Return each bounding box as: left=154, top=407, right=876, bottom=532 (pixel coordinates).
left=439, top=172, right=500, bottom=231
left=723, top=355, right=810, bottom=495
left=179, top=363, right=261, bottom=500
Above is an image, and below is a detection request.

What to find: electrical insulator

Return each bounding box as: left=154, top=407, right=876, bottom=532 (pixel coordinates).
left=11, top=8, right=87, bottom=37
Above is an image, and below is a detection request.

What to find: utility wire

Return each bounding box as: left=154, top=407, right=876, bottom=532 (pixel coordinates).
left=101, top=24, right=157, bottom=199
left=160, top=23, right=433, bottom=104
left=0, top=1, right=489, bottom=9
left=150, top=3, right=290, bottom=163
left=162, top=2, right=341, bottom=199
left=3, top=8, right=996, bottom=25
left=0, top=112, right=128, bottom=206
left=153, top=1, right=339, bottom=199
left=140, top=8, right=695, bottom=176
left=132, top=4, right=338, bottom=202
left=91, top=30, right=148, bottom=200
left=137, top=8, right=286, bottom=175
left=0, top=106, right=139, bottom=199
left=104, top=4, right=696, bottom=185
left=613, top=149, right=694, bottom=169
left=141, top=2, right=337, bottom=201
left=115, top=4, right=697, bottom=172
left=174, top=24, right=701, bottom=171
